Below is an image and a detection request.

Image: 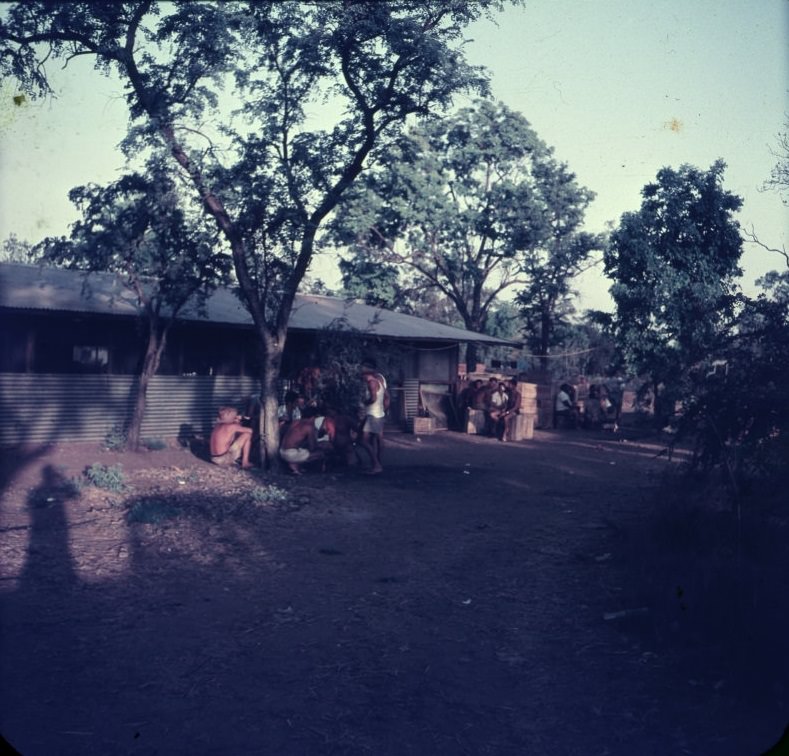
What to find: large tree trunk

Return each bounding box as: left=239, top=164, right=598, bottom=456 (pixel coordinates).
left=465, top=341, right=481, bottom=375
left=127, top=319, right=166, bottom=451
left=538, top=307, right=552, bottom=374
left=255, top=328, right=285, bottom=470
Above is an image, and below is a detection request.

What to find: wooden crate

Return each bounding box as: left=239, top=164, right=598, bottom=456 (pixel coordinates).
left=509, top=413, right=535, bottom=441
left=410, top=416, right=435, bottom=434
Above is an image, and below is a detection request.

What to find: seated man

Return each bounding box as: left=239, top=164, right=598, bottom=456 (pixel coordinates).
left=210, top=407, right=253, bottom=468
left=499, top=377, right=522, bottom=441
left=279, top=413, right=325, bottom=475
left=554, top=383, right=578, bottom=429
left=277, top=390, right=305, bottom=431
left=484, top=378, right=507, bottom=436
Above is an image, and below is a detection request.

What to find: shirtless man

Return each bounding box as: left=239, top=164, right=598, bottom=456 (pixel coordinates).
left=210, top=407, right=253, bottom=468
left=279, top=414, right=325, bottom=475
left=321, top=412, right=360, bottom=468
left=499, top=377, right=522, bottom=441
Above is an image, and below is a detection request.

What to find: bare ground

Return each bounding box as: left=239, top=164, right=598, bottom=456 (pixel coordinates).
left=1, top=427, right=787, bottom=755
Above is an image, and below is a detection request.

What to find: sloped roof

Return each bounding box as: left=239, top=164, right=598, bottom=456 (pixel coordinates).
left=0, top=263, right=518, bottom=346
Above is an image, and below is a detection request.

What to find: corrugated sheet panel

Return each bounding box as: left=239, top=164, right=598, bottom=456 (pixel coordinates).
left=402, top=379, right=420, bottom=420
left=1, top=262, right=519, bottom=346
left=0, top=373, right=259, bottom=445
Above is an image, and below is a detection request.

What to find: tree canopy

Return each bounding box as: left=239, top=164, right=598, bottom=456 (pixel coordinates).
left=604, top=160, right=743, bottom=423
left=37, top=161, right=229, bottom=449
left=0, top=0, right=515, bottom=465
left=332, top=98, right=600, bottom=367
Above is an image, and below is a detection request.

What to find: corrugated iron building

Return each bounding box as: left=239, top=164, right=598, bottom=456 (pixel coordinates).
left=0, top=263, right=515, bottom=445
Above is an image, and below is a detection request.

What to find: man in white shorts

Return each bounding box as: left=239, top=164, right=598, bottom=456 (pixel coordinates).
left=278, top=414, right=325, bottom=475
left=360, top=363, right=388, bottom=474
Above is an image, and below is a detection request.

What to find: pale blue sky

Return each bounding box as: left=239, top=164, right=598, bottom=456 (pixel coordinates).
left=1, top=0, right=786, bottom=312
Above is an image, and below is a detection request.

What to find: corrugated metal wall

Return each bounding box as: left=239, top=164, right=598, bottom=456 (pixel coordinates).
left=0, top=373, right=259, bottom=445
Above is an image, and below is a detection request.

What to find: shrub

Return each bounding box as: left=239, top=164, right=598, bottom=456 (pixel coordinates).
left=103, top=424, right=128, bottom=451
left=250, top=485, right=290, bottom=506
left=126, top=497, right=180, bottom=524
left=142, top=437, right=168, bottom=451
left=84, top=463, right=127, bottom=492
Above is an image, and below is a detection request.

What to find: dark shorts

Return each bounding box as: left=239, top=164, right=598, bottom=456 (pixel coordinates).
left=363, top=416, right=385, bottom=435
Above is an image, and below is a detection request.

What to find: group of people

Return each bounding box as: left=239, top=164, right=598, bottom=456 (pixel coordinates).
left=208, top=363, right=389, bottom=476
left=554, top=381, right=622, bottom=430
left=460, top=376, right=522, bottom=442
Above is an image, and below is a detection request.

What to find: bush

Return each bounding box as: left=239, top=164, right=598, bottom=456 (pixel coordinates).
left=84, top=463, right=127, bottom=492
left=127, top=498, right=180, bottom=524
left=250, top=485, right=290, bottom=506
left=142, top=437, right=168, bottom=451
left=103, top=424, right=127, bottom=451
left=673, top=292, right=789, bottom=500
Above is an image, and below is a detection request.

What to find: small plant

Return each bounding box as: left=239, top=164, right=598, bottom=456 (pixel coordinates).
left=84, top=463, right=127, bottom=492
left=142, top=437, right=168, bottom=451
left=126, top=497, right=180, bottom=524
left=103, top=424, right=127, bottom=451
left=250, top=485, right=290, bottom=506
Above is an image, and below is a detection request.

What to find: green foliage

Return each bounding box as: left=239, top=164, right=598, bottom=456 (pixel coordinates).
left=250, top=485, right=290, bottom=507
left=127, top=498, right=180, bottom=525
left=604, top=161, right=744, bottom=424
left=84, top=463, right=127, bottom=492
left=674, top=286, right=789, bottom=498
left=103, top=425, right=128, bottom=452
left=763, top=117, right=788, bottom=205
left=334, top=98, right=601, bottom=368
left=142, top=437, right=168, bottom=451
left=0, top=0, right=514, bottom=464
left=0, top=233, right=34, bottom=263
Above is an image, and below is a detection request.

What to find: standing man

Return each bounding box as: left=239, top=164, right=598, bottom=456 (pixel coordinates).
left=360, top=362, right=388, bottom=474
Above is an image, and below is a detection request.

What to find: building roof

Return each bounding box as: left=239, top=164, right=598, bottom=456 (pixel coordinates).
left=0, top=262, right=518, bottom=346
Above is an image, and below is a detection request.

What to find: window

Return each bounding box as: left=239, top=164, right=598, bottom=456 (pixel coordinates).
left=72, top=345, right=109, bottom=370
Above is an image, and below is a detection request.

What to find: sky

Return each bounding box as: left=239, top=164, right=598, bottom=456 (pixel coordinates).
left=0, top=0, right=786, bottom=314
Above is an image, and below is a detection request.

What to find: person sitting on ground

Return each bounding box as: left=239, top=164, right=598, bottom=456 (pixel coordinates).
left=554, top=383, right=577, bottom=429
left=498, top=377, right=522, bottom=441
left=279, top=408, right=325, bottom=475
left=210, top=406, right=253, bottom=468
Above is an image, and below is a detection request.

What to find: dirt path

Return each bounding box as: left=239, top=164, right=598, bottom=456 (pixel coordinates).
left=1, top=430, right=786, bottom=755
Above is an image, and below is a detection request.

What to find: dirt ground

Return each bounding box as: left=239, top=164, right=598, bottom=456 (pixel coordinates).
left=1, top=425, right=787, bottom=756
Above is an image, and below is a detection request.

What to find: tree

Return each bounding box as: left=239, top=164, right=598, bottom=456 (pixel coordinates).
left=514, top=159, right=604, bottom=373
left=0, top=233, right=33, bottom=263
left=334, top=99, right=599, bottom=369
left=604, top=160, right=744, bottom=426
left=763, top=115, right=789, bottom=205
left=37, top=164, right=228, bottom=450
left=0, top=0, right=512, bottom=467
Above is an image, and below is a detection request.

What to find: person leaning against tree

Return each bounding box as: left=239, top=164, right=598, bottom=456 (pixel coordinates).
left=210, top=407, right=253, bottom=468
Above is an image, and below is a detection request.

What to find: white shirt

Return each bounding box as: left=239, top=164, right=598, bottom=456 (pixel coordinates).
left=366, top=373, right=387, bottom=419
